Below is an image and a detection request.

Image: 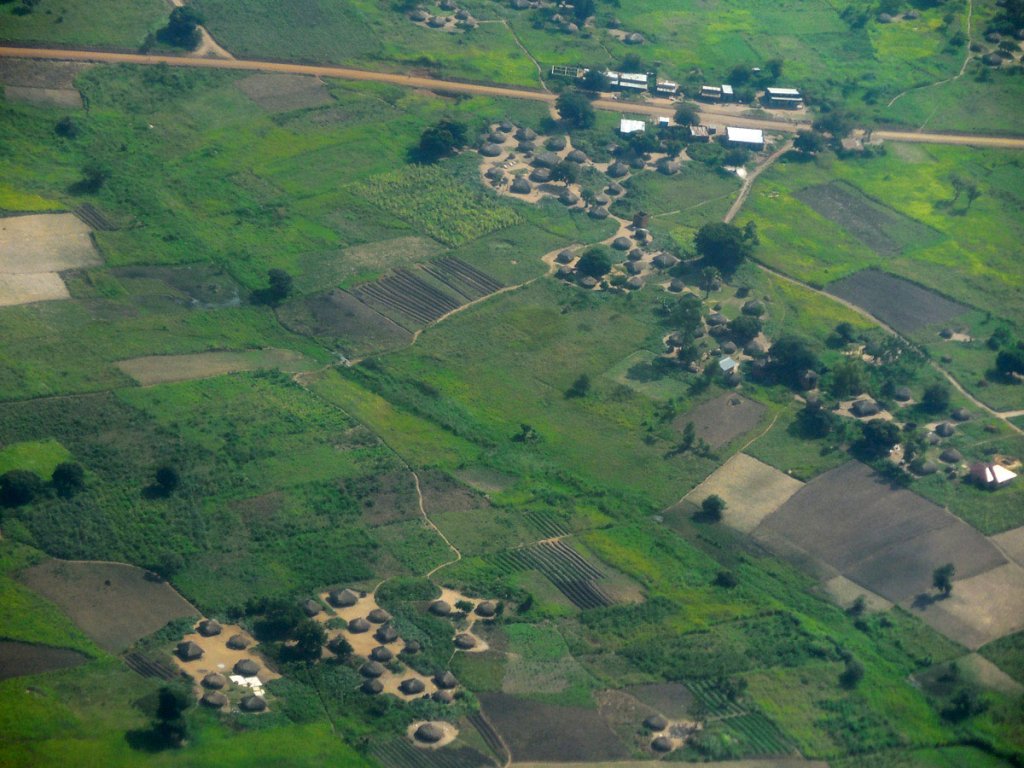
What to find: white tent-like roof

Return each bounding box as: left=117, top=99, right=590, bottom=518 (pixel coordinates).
left=726, top=126, right=764, bottom=145
left=620, top=119, right=646, bottom=134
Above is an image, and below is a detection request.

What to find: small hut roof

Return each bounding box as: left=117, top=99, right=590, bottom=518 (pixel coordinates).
left=327, top=636, right=350, bottom=654
left=952, top=408, right=971, bottom=421
left=744, top=339, right=767, bottom=356
left=669, top=278, right=685, bottom=292
left=487, top=132, right=506, bottom=144
left=433, top=689, right=455, bottom=703
left=415, top=723, right=446, bottom=743
left=927, top=432, right=941, bottom=445
left=546, top=136, right=567, bottom=150
left=409, top=9, right=429, bottom=21
left=940, top=448, right=963, bottom=463
left=198, top=619, right=222, bottom=637
left=375, top=624, right=399, bottom=643
left=177, top=641, right=203, bottom=661
left=579, top=276, right=599, bottom=288
left=651, top=736, right=673, bottom=752
left=511, top=177, right=532, bottom=194
left=556, top=265, right=574, bottom=278
left=627, top=248, right=643, bottom=261
left=515, top=127, right=538, bottom=141
left=612, top=236, right=631, bottom=250
left=741, top=299, right=765, bottom=316
left=628, top=156, right=646, bottom=169
left=240, top=695, right=267, bottom=712
left=371, top=645, right=394, bottom=662
left=534, top=151, right=561, bottom=168
left=302, top=599, right=321, bottom=617
left=400, top=678, right=426, bottom=695
left=567, top=149, right=588, bottom=163
left=530, top=167, right=552, bottom=182
left=361, top=661, right=386, bottom=678
left=626, top=32, right=645, bottom=44
left=935, top=422, right=955, bottom=437
left=201, top=691, right=228, bottom=708
left=475, top=601, right=497, bottom=617
left=479, top=143, right=503, bottom=157
left=644, top=714, right=668, bottom=731
left=706, top=311, right=727, bottom=326
left=367, top=608, right=391, bottom=624
left=588, top=206, right=609, bottom=219
left=429, top=599, right=453, bottom=616
left=403, top=639, right=422, bottom=654
left=499, top=120, right=514, bottom=132
left=652, top=253, right=679, bottom=269
left=427, top=15, right=447, bottom=27
left=329, top=588, right=359, bottom=607
left=893, top=386, right=912, bottom=402
left=454, top=633, right=478, bottom=649
left=607, top=161, right=629, bottom=177
left=485, top=167, right=505, bottom=180
left=721, top=341, right=737, bottom=354
left=593, top=193, right=611, bottom=206
left=606, top=182, right=624, bottom=195
left=517, top=140, right=536, bottom=153
left=912, top=460, right=939, bottom=476
left=626, top=276, right=644, bottom=289
left=435, top=670, right=459, bottom=689
left=202, top=672, right=227, bottom=690
left=626, top=261, right=643, bottom=275
left=560, top=190, right=580, bottom=205
left=556, top=250, right=575, bottom=265
left=234, top=659, right=260, bottom=676
left=361, top=678, right=384, bottom=694
left=227, top=633, right=250, bottom=650
left=348, top=617, right=371, bottom=633
left=852, top=399, right=880, bottom=417
left=657, top=159, right=681, bottom=175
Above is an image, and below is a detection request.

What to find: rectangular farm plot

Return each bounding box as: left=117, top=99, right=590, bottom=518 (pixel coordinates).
left=278, top=288, right=413, bottom=356
left=795, top=181, right=942, bottom=257
left=235, top=73, right=333, bottom=113
left=755, top=462, right=1006, bottom=605
left=913, top=563, right=1024, bottom=650
left=0, top=214, right=100, bottom=273
left=683, top=453, right=804, bottom=533
left=0, top=59, right=86, bottom=109
left=0, top=272, right=69, bottom=306
left=674, top=393, right=767, bottom=450
left=115, top=348, right=313, bottom=386
left=990, top=525, right=1024, bottom=568
left=826, top=269, right=967, bottom=335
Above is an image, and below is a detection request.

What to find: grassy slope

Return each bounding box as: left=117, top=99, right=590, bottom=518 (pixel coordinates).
left=0, top=0, right=166, bottom=49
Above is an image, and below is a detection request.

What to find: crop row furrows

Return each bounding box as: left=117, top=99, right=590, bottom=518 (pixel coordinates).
left=372, top=739, right=494, bottom=768
left=467, top=712, right=508, bottom=763
left=536, top=540, right=604, bottom=579
left=435, top=257, right=504, bottom=294
left=356, top=270, right=461, bottom=325
left=354, top=282, right=435, bottom=327
left=122, top=652, right=178, bottom=680
left=392, top=270, right=463, bottom=312
left=421, top=264, right=478, bottom=301
left=551, top=578, right=614, bottom=609
left=722, top=713, right=794, bottom=755
left=687, top=681, right=746, bottom=717
left=74, top=203, right=117, bottom=231
left=525, top=511, right=570, bottom=539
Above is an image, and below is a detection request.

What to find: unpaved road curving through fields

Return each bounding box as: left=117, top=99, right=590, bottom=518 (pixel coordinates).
left=3, top=46, right=1024, bottom=148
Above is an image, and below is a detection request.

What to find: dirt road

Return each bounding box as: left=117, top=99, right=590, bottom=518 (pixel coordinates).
left=3, top=46, right=1024, bottom=148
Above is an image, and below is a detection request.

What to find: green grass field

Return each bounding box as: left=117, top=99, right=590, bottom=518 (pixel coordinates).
left=0, top=0, right=166, bottom=50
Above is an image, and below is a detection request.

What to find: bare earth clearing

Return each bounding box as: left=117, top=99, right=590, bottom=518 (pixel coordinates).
left=912, top=563, right=1024, bottom=649
left=674, top=393, right=767, bottom=449
left=0, top=640, right=88, bottom=681
left=0, top=58, right=86, bottom=108
left=0, top=213, right=100, bottom=306
left=0, top=272, right=69, bottom=306
left=18, top=560, right=197, bottom=653
left=116, top=348, right=313, bottom=385
left=991, top=525, right=1024, bottom=567
left=682, top=453, right=803, bottom=533
left=826, top=269, right=967, bottom=335
left=235, top=73, right=332, bottom=113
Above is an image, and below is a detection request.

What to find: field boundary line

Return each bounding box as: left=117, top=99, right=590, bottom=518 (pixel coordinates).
left=419, top=471, right=463, bottom=578
left=724, top=139, right=792, bottom=224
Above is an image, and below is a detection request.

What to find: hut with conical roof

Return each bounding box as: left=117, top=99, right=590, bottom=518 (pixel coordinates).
left=367, top=608, right=391, bottom=624
left=952, top=408, right=971, bottom=422
left=644, top=714, right=668, bottom=730
left=530, top=167, right=552, bottom=183
left=400, top=678, right=426, bottom=695
left=612, top=236, right=631, bottom=250
left=652, top=252, right=679, bottom=269
left=940, top=448, right=963, bottom=464
left=302, top=599, right=321, bottom=617
left=370, top=645, right=394, bottom=662
left=329, top=588, right=359, bottom=608
left=588, top=206, right=609, bottom=219
left=429, top=600, right=452, bottom=616
left=176, top=641, right=203, bottom=662
left=361, top=678, right=383, bottom=695
left=935, top=422, right=955, bottom=437
left=893, top=386, right=912, bottom=402
left=227, top=634, right=249, bottom=650
left=375, top=624, right=399, bottom=644
left=454, top=633, right=477, bottom=650
left=415, top=723, right=445, bottom=743
left=852, top=399, right=880, bottom=417
left=202, top=672, right=227, bottom=690
left=361, top=661, right=386, bottom=678
left=511, top=177, right=532, bottom=194
left=348, top=617, right=371, bottom=633
left=234, top=659, right=260, bottom=677
left=533, top=151, right=561, bottom=168
left=201, top=691, right=228, bottom=708
left=651, top=736, right=673, bottom=752
left=197, top=619, right=222, bottom=637
left=560, top=190, right=579, bottom=206
left=240, top=695, right=267, bottom=712
left=555, top=250, right=575, bottom=265
left=607, top=161, right=629, bottom=178
left=546, top=136, right=566, bottom=150
left=480, top=143, right=503, bottom=157
left=403, top=639, right=422, bottom=655
left=433, top=689, right=454, bottom=704
left=434, top=670, right=458, bottom=689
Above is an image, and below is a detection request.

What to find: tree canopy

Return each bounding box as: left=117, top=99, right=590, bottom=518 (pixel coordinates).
left=768, top=336, right=820, bottom=389
left=157, top=6, right=204, bottom=50
left=575, top=245, right=612, bottom=278
left=674, top=102, right=700, bottom=126
left=417, top=119, right=468, bottom=162
left=694, top=222, right=755, bottom=276
left=556, top=89, right=596, bottom=129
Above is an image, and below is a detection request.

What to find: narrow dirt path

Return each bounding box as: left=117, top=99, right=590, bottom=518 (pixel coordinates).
left=723, top=139, right=792, bottom=224
left=418, top=471, right=463, bottom=579
left=410, top=278, right=538, bottom=344
left=498, top=19, right=549, bottom=93
left=3, top=47, right=1024, bottom=148
left=163, top=0, right=234, bottom=60
left=887, top=0, right=974, bottom=110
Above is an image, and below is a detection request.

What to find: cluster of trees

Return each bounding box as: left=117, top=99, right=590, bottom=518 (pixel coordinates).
left=0, top=462, right=86, bottom=507
left=157, top=6, right=204, bottom=50
left=243, top=597, right=328, bottom=662
left=694, top=222, right=758, bottom=277
left=252, top=268, right=294, bottom=306
left=417, top=119, right=469, bottom=162
left=555, top=89, right=596, bottom=129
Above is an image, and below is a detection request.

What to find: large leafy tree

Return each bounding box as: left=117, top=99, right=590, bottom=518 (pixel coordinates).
left=694, top=222, right=754, bottom=276
left=556, top=89, right=596, bottom=129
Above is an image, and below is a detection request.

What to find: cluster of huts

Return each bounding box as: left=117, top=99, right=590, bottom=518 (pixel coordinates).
left=175, top=619, right=268, bottom=713
left=408, top=0, right=477, bottom=30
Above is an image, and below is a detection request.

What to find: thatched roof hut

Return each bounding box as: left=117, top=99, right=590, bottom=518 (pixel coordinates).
left=607, top=161, right=629, bottom=178
left=627, top=248, right=643, bottom=261
left=644, top=714, right=668, bottom=731
left=669, top=278, right=685, bottom=292
left=302, top=599, right=321, bottom=617
left=952, top=408, right=971, bottom=422
left=516, top=126, right=538, bottom=141
left=361, top=678, right=384, bottom=695
left=546, top=136, right=567, bottom=151
left=400, top=678, right=426, bottom=695
left=415, top=723, right=446, bottom=743
left=198, top=619, right=222, bottom=637
left=202, top=672, right=227, bottom=690
left=626, top=261, right=642, bottom=276
left=742, top=299, right=765, bottom=316
left=606, top=182, right=624, bottom=195
left=367, top=608, right=391, bottom=624
left=329, top=588, right=359, bottom=608
left=534, top=151, right=561, bottom=168
left=485, top=167, right=506, bottom=182
left=911, top=459, right=939, bottom=476
left=227, top=634, right=249, bottom=650
left=612, top=236, right=631, bottom=250
left=348, top=617, right=371, bottom=633
left=454, top=633, right=477, bottom=649
left=371, top=645, right=394, bottom=662
left=177, top=641, right=203, bottom=662
left=375, top=624, right=399, bottom=644
left=567, top=149, right=588, bottom=163
left=403, top=639, right=422, bottom=655
left=706, top=312, right=727, bottom=326
left=480, top=143, right=503, bottom=157
left=361, top=661, right=386, bottom=678
left=626, top=276, right=644, bottom=290
left=935, top=422, right=955, bottom=437
left=721, top=341, right=737, bottom=355
left=651, top=736, right=673, bottom=752
left=409, top=9, right=429, bottom=21
left=234, top=659, right=260, bottom=677
left=240, top=695, right=267, bottom=712
left=499, top=120, right=514, bottom=133
left=475, top=601, right=497, bottom=618
left=588, top=206, right=609, bottom=219
left=327, top=636, right=350, bottom=655
left=657, top=159, right=681, bottom=175
left=201, top=691, right=228, bottom=708
left=852, top=399, right=880, bottom=417
left=518, top=140, right=536, bottom=152
left=530, top=167, right=552, bottom=183
left=593, top=194, right=611, bottom=207
left=579, top=276, right=599, bottom=289
left=434, top=670, right=458, bottom=689
left=652, top=253, right=679, bottom=269
left=893, top=386, right=912, bottom=402
left=560, top=190, right=580, bottom=206
left=556, top=265, right=574, bottom=279
left=626, top=32, right=645, bottom=44
left=433, top=689, right=454, bottom=704
left=744, top=339, right=767, bottom=357
left=940, top=448, right=963, bottom=464
left=628, top=156, right=646, bottom=169
left=429, top=599, right=453, bottom=616
left=427, top=16, right=447, bottom=28
left=511, top=177, right=532, bottom=194
left=488, top=132, right=507, bottom=144
left=556, top=250, right=575, bottom=265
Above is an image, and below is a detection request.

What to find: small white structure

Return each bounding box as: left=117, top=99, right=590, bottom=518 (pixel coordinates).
left=655, top=80, right=679, bottom=96
left=724, top=126, right=764, bottom=149
left=719, top=357, right=739, bottom=373
left=617, top=72, right=649, bottom=91
left=970, top=462, right=1018, bottom=489
left=657, top=116, right=671, bottom=127
left=765, top=87, right=803, bottom=108
left=620, top=118, right=646, bottom=135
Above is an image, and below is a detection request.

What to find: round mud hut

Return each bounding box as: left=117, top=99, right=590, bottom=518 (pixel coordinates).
left=370, top=645, right=394, bottom=662
left=651, top=736, right=673, bottom=752
left=348, top=617, right=371, bottom=633
left=546, top=136, right=566, bottom=151
left=911, top=459, right=939, bottom=476
left=362, top=678, right=384, bottom=695
left=555, top=250, right=575, bottom=265
left=952, top=408, right=971, bottom=422
left=893, top=386, right=912, bottom=402
left=852, top=399, right=880, bottom=417
left=606, top=182, right=624, bottom=196
left=644, top=714, right=668, bottom=731
left=176, top=641, right=203, bottom=662
left=375, top=624, right=399, bottom=644
left=433, top=689, right=454, bottom=704
left=530, top=167, right=552, bottom=183
left=414, top=723, right=446, bottom=744
left=511, top=177, right=532, bottom=194
left=567, top=149, right=588, bottom=164
left=454, top=633, right=477, bottom=650
left=197, top=619, right=222, bottom=637
left=400, top=678, right=426, bottom=695
left=328, top=588, right=359, bottom=608
left=533, top=151, right=561, bottom=168
left=361, top=661, right=386, bottom=678
left=429, top=599, right=452, bottom=616
left=226, top=634, right=250, bottom=650
left=434, top=670, right=458, bottom=689
left=940, top=448, right=963, bottom=464
left=607, top=161, right=629, bottom=178
left=935, top=422, right=955, bottom=437
left=479, top=143, right=503, bottom=157
left=612, top=236, right=632, bottom=250
left=367, top=608, right=391, bottom=624
left=475, top=601, right=497, bottom=618
left=588, top=206, right=609, bottom=219
left=240, top=695, right=267, bottom=713
left=560, top=190, right=579, bottom=206
left=202, top=673, right=227, bottom=690
left=302, top=599, right=321, bottom=617
left=201, top=691, right=228, bottom=708
left=234, top=659, right=260, bottom=677
left=403, top=639, right=422, bottom=655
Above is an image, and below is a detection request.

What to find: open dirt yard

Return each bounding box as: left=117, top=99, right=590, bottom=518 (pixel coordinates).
left=18, top=560, right=198, bottom=653
left=675, top=393, right=767, bottom=449
left=478, top=692, right=630, bottom=763
left=0, top=214, right=100, bottom=273
left=795, top=181, right=941, bottom=257
left=115, top=348, right=313, bottom=386
left=0, top=59, right=86, bottom=108
left=235, top=73, right=333, bottom=113
left=682, top=453, right=803, bottom=533
left=755, top=461, right=1007, bottom=606
left=0, top=272, right=69, bottom=307
left=172, top=621, right=280, bottom=686
left=278, top=288, right=413, bottom=355
left=826, top=269, right=967, bottom=335
left=909, top=563, right=1024, bottom=649
left=0, top=640, right=88, bottom=681
left=992, top=525, right=1024, bottom=567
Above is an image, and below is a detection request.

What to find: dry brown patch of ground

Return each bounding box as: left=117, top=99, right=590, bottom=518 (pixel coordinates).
left=235, top=73, right=332, bottom=113
left=683, top=453, right=803, bottom=533
left=958, top=652, right=1024, bottom=695
left=115, top=348, right=313, bottom=385
left=0, top=272, right=69, bottom=306
left=0, top=59, right=86, bottom=108
left=18, top=560, right=197, bottom=653
left=278, top=288, right=413, bottom=356
left=674, top=393, right=768, bottom=449
left=172, top=622, right=279, bottom=686
left=820, top=575, right=893, bottom=613
left=992, top=525, right=1024, bottom=567
left=0, top=641, right=88, bottom=681
left=0, top=214, right=99, bottom=273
